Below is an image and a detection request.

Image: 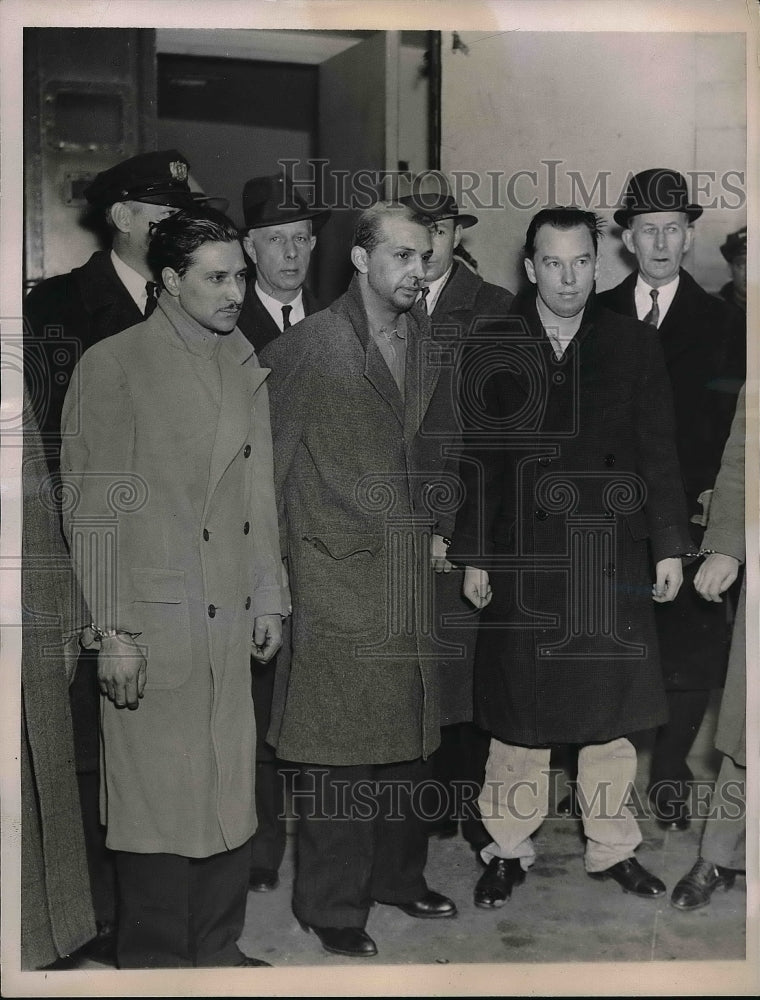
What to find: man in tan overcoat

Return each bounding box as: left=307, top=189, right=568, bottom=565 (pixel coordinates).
left=60, top=208, right=284, bottom=969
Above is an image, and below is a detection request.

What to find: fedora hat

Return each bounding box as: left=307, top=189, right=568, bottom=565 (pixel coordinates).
left=397, top=170, right=478, bottom=229
left=720, top=225, right=747, bottom=263
left=614, top=168, right=703, bottom=227
left=242, top=173, right=330, bottom=231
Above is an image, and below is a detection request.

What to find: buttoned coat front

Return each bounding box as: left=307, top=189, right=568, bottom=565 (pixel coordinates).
left=60, top=298, right=284, bottom=857
left=261, top=277, right=461, bottom=766
left=449, top=293, right=692, bottom=746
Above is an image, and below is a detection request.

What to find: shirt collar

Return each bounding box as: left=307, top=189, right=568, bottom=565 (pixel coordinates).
left=422, top=264, right=453, bottom=314
left=255, top=282, right=304, bottom=331
left=111, top=250, right=151, bottom=313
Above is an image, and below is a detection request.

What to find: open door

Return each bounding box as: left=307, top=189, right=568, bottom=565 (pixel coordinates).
left=316, top=31, right=400, bottom=304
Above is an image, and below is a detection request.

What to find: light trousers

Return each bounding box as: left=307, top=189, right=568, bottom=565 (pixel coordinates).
left=478, top=736, right=642, bottom=873
left=700, top=753, right=746, bottom=870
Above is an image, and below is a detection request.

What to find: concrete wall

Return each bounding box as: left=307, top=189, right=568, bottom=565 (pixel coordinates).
left=441, top=31, right=746, bottom=295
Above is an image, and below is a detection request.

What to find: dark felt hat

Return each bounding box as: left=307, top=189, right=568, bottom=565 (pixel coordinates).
left=614, top=168, right=703, bottom=227
left=85, top=149, right=195, bottom=208
left=720, top=225, right=747, bottom=262
left=242, top=174, right=330, bottom=231
left=397, top=171, right=478, bottom=228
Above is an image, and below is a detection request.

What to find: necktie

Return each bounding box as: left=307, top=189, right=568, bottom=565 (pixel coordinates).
left=282, top=305, right=292, bottom=331
left=143, top=281, right=158, bottom=319
left=144, top=281, right=159, bottom=319
left=419, top=286, right=430, bottom=314
left=643, top=288, right=660, bottom=328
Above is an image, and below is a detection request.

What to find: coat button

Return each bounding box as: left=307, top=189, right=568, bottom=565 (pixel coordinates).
left=604, top=453, right=615, bottom=467
left=245, top=596, right=251, bottom=610
left=534, top=509, right=548, bottom=521
left=243, top=521, right=250, bottom=534
left=602, top=563, right=616, bottom=576
left=203, top=528, right=210, bottom=541
left=538, top=457, right=552, bottom=466
left=208, top=604, right=216, bottom=619
left=244, top=444, right=251, bottom=458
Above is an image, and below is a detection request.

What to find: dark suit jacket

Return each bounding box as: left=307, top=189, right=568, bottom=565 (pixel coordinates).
left=598, top=268, right=741, bottom=688
left=237, top=282, right=319, bottom=354
left=24, top=250, right=144, bottom=473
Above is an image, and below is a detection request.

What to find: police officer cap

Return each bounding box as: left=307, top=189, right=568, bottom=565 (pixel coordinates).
left=720, top=226, right=747, bottom=263
left=85, top=149, right=195, bottom=209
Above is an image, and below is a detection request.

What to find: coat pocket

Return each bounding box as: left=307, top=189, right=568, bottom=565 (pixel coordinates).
left=130, top=567, right=193, bottom=689
left=295, top=532, right=385, bottom=637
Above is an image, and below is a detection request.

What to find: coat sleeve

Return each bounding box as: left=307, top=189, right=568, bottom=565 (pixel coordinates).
left=702, top=384, right=746, bottom=563
left=249, top=373, right=290, bottom=617
left=59, top=344, right=138, bottom=634
left=633, top=326, right=693, bottom=562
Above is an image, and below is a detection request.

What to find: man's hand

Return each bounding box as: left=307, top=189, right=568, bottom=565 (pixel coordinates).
left=694, top=553, right=740, bottom=602
left=652, top=557, right=683, bottom=603
left=431, top=533, right=454, bottom=574
left=252, top=614, right=283, bottom=664
left=97, top=634, right=147, bottom=709
left=463, top=566, right=492, bottom=609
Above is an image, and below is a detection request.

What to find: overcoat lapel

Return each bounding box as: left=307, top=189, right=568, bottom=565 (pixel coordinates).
left=404, top=305, right=441, bottom=439
left=203, top=331, right=269, bottom=519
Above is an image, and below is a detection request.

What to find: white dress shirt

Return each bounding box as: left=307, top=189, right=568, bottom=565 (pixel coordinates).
left=255, top=283, right=305, bottom=332
left=633, top=274, right=680, bottom=328
left=420, top=265, right=453, bottom=315
left=110, top=250, right=152, bottom=314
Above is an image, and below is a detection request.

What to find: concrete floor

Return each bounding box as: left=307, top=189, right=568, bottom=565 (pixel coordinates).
left=65, top=693, right=751, bottom=995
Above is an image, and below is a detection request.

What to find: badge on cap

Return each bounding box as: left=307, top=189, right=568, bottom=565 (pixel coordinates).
left=170, top=160, right=188, bottom=182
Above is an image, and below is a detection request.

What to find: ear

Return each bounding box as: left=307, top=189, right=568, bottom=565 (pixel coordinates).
left=242, top=234, right=257, bottom=264
left=162, top=266, right=181, bottom=298
left=109, top=201, right=133, bottom=234
left=351, top=245, right=369, bottom=274
left=453, top=224, right=463, bottom=250
left=524, top=256, right=537, bottom=285
left=683, top=225, right=694, bottom=254
left=309, top=235, right=317, bottom=251
left=621, top=227, right=636, bottom=256
left=593, top=252, right=600, bottom=284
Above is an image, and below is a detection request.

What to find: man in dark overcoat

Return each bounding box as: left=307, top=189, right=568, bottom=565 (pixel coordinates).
left=237, top=173, right=329, bottom=354
left=399, top=172, right=514, bottom=849
left=235, top=173, right=330, bottom=896
left=60, top=208, right=284, bottom=968
left=260, top=201, right=459, bottom=958
left=449, top=207, right=692, bottom=907
left=22, top=149, right=195, bottom=955
left=598, top=169, right=744, bottom=830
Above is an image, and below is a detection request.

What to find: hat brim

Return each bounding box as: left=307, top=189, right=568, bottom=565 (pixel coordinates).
left=131, top=191, right=196, bottom=209
left=614, top=205, right=703, bottom=227
left=431, top=212, right=478, bottom=229
left=243, top=208, right=331, bottom=232
left=192, top=194, right=231, bottom=214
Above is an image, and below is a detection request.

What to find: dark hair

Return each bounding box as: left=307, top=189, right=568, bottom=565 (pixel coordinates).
left=353, top=201, right=432, bottom=256
left=524, top=206, right=605, bottom=259
left=147, top=207, right=241, bottom=285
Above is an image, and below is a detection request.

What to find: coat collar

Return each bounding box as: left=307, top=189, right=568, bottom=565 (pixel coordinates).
left=74, top=250, right=144, bottom=321
left=432, top=260, right=480, bottom=317
left=331, top=275, right=441, bottom=434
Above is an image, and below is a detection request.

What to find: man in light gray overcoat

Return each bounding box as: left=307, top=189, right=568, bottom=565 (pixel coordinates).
left=261, top=201, right=460, bottom=959
left=60, top=208, right=284, bottom=969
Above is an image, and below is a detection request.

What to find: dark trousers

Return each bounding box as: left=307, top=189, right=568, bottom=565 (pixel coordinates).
left=423, top=722, right=490, bottom=849
left=250, top=760, right=288, bottom=872
left=649, top=688, right=712, bottom=804
left=114, top=839, right=251, bottom=968
left=292, top=758, right=431, bottom=929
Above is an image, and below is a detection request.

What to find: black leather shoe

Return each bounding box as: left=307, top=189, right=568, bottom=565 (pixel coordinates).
left=556, top=792, right=581, bottom=818
left=474, top=858, right=525, bottom=908
left=649, top=788, right=690, bottom=831
left=249, top=867, right=279, bottom=892
left=298, top=921, right=377, bottom=957
left=391, top=890, right=457, bottom=919
left=670, top=858, right=738, bottom=910
left=236, top=955, right=273, bottom=967
left=588, top=857, right=666, bottom=897
left=77, top=920, right=117, bottom=965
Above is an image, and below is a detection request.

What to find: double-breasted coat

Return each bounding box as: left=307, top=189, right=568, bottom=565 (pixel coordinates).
left=261, top=276, right=461, bottom=766
left=448, top=292, right=692, bottom=747
left=703, top=385, right=746, bottom=767
left=598, top=269, right=743, bottom=689
left=60, top=293, right=284, bottom=857
left=430, top=261, right=514, bottom=725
